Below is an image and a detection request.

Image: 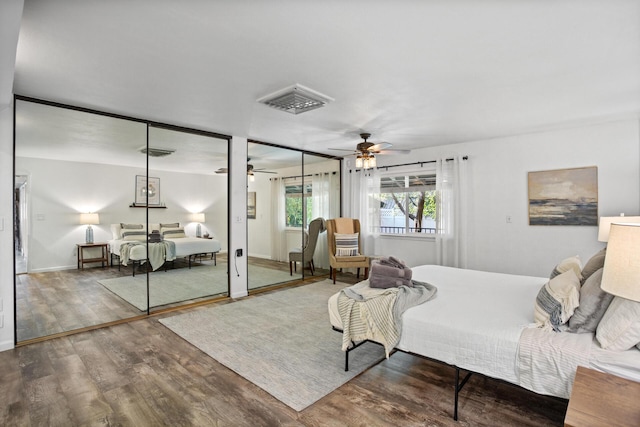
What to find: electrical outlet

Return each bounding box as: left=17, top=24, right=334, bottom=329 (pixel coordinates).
left=235, top=248, right=243, bottom=257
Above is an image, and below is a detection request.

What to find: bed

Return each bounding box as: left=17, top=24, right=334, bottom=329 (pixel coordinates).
left=328, top=264, right=640, bottom=420
left=108, top=223, right=221, bottom=275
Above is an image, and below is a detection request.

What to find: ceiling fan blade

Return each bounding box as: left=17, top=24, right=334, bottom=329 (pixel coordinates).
left=328, top=148, right=358, bottom=153
left=215, top=168, right=229, bottom=174
left=368, top=142, right=393, bottom=152
left=254, top=170, right=277, bottom=174
left=377, top=149, right=412, bottom=155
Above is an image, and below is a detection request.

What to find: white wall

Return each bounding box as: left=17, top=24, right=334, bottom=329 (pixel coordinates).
left=15, top=156, right=228, bottom=272
left=0, top=102, right=14, bottom=351
left=246, top=173, right=272, bottom=259
left=229, top=136, right=248, bottom=298
left=346, top=119, right=640, bottom=277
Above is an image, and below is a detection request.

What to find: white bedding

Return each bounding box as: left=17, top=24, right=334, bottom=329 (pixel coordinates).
left=329, top=264, right=640, bottom=399
left=109, top=237, right=221, bottom=261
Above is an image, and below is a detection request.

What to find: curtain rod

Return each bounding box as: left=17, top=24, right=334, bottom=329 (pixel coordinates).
left=270, top=171, right=337, bottom=181
left=349, top=155, right=468, bottom=173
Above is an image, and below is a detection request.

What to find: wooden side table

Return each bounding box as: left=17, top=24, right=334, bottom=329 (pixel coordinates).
left=76, top=242, right=109, bottom=269
left=564, top=366, right=640, bottom=427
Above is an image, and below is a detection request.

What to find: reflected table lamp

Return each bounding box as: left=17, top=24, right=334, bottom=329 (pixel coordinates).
left=192, top=213, right=205, bottom=237
left=601, top=223, right=640, bottom=302
left=80, top=213, right=100, bottom=244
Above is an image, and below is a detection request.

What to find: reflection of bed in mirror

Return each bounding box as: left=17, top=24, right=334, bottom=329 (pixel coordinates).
left=109, top=223, right=221, bottom=275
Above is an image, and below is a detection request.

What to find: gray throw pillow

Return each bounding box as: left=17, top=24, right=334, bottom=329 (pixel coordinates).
left=580, top=248, right=606, bottom=285
left=568, top=268, right=613, bottom=333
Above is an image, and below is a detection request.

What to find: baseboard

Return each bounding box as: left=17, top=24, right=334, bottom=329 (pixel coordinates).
left=230, top=290, right=248, bottom=299
left=247, top=253, right=271, bottom=259
left=29, top=265, right=76, bottom=273
left=0, top=340, right=14, bottom=352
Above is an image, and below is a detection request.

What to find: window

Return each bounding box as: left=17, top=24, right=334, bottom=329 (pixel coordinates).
left=285, top=182, right=312, bottom=227
left=376, top=173, right=436, bottom=235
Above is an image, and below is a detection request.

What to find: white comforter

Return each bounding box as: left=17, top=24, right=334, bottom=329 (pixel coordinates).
left=397, top=265, right=544, bottom=385
left=110, top=236, right=221, bottom=261
left=328, top=264, right=640, bottom=399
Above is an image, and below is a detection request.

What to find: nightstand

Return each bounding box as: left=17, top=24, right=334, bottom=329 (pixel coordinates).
left=564, top=366, right=640, bottom=427
left=76, top=242, right=109, bottom=269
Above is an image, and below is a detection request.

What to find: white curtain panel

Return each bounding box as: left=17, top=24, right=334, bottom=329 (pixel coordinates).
left=435, top=156, right=469, bottom=268
left=346, top=170, right=380, bottom=255
left=270, top=177, right=288, bottom=262
left=312, top=172, right=340, bottom=269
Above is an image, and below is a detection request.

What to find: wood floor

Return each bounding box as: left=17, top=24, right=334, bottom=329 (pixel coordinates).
left=16, top=255, right=315, bottom=342
left=2, top=274, right=568, bottom=426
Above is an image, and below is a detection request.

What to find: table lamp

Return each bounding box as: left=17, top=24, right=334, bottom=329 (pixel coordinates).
left=192, top=212, right=205, bottom=237
left=600, top=223, right=640, bottom=302
left=80, top=213, right=100, bottom=244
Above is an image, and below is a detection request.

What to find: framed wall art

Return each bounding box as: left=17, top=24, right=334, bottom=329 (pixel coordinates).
left=247, top=191, right=256, bottom=219
left=528, top=166, right=598, bottom=226
left=135, top=175, right=161, bottom=206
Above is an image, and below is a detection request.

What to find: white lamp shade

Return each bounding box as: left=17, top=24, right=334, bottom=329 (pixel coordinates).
left=192, top=213, right=205, bottom=223
left=79, top=213, right=99, bottom=225
left=598, top=216, right=640, bottom=242
left=601, top=223, right=640, bottom=302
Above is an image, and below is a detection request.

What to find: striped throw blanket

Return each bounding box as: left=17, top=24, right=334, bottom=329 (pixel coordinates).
left=338, top=279, right=437, bottom=357
left=119, top=241, right=176, bottom=271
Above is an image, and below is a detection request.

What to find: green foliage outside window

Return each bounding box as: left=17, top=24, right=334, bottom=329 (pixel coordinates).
left=285, top=183, right=312, bottom=227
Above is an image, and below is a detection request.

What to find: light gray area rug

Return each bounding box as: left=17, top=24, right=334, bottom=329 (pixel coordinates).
left=98, top=261, right=298, bottom=310
left=159, top=280, right=385, bottom=411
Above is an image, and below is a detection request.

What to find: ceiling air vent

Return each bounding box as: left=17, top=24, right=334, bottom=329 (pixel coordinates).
left=257, top=84, right=334, bottom=115
left=139, top=146, right=176, bottom=157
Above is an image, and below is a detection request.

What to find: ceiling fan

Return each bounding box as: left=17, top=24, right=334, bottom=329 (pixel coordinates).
left=330, top=133, right=411, bottom=169
left=215, top=158, right=277, bottom=180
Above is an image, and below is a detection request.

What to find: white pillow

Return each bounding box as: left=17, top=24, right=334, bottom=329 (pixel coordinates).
left=550, top=255, right=583, bottom=280
left=161, top=227, right=186, bottom=238
left=121, top=229, right=147, bottom=241
left=534, top=269, right=581, bottom=331
left=596, top=297, right=640, bottom=351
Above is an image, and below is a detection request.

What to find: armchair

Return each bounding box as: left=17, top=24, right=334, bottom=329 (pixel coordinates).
left=289, top=217, right=325, bottom=275
left=326, top=218, right=370, bottom=284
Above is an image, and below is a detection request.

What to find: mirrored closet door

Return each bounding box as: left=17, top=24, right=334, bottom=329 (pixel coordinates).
left=15, top=99, right=148, bottom=342
left=246, top=142, right=341, bottom=291
left=147, top=126, right=229, bottom=312
left=14, top=99, right=230, bottom=343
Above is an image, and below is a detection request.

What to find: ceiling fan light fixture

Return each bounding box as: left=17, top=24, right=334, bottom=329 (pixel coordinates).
left=355, top=155, right=363, bottom=169
left=368, top=154, right=376, bottom=169
left=257, top=84, right=334, bottom=115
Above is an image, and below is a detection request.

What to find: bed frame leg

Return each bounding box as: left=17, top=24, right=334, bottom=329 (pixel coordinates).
left=453, top=367, right=473, bottom=421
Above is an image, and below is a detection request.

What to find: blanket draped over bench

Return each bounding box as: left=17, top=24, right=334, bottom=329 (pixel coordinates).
left=338, top=280, right=437, bottom=357
left=119, top=241, right=176, bottom=271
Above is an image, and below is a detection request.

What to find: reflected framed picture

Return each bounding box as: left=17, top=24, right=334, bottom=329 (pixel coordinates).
left=135, top=175, right=161, bottom=206
left=528, top=166, right=598, bottom=226
left=247, top=191, right=256, bottom=219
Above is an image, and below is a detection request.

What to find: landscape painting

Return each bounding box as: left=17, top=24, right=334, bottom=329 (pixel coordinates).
left=528, top=166, right=598, bottom=226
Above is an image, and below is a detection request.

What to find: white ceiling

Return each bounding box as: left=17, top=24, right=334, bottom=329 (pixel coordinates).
left=8, top=0, right=640, bottom=159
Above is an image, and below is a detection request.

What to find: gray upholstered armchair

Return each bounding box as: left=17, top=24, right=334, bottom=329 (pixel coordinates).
left=289, top=217, right=325, bottom=275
